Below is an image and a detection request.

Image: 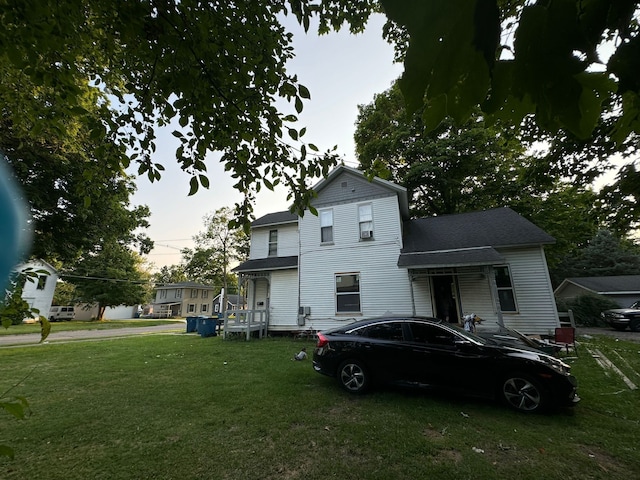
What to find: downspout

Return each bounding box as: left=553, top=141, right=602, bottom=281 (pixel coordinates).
left=409, top=270, right=417, bottom=316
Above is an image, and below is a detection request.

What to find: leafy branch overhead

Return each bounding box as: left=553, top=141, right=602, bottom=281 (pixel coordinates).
left=379, top=0, right=640, bottom=142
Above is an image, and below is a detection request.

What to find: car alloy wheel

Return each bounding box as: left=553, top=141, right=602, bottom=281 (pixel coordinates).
left=502, top=375, right=545, bottom=412
left=338, top=360, right=368, bottom=394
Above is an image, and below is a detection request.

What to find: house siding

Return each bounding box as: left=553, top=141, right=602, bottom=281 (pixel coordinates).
left=267, top=269, right=299, bottom=329
left=19, top=260, right=57, bottom=320
left=499, top=247, right=560, bottom=335
left=410, top=276, right=434, bottom=316
left=250, top=223, right=298, bottom=259
left=298, top=194, right=412, bottom=332
left=457, top=271, right=496, bottom=322
left=311, top=171, right=398, bottom=208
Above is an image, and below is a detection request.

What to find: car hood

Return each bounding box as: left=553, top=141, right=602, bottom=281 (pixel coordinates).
left=603, top=308, right=640, bottom=315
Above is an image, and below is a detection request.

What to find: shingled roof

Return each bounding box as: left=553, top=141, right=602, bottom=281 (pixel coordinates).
left=559, top=275, right=640, bottom=294
left=232, top=255, right=298, bottom=274
left=251, top=211, right=298, bottom=227
left=398, top=208, right=554, bottom=269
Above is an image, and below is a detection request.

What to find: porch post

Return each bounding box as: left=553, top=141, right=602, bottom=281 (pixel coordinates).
left=408, top=270, right=417, bottom=316
left=485, top=266, right=505, bottom=327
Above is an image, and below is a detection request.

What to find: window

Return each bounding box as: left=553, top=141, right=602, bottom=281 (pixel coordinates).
left=336, top=273, right=360, bottom=313
left=176, top=289, right=182, bottom=298
left=358, top=322, right=404, bottom=341
left=160, top=290, right=167, bottom=299
left=202, top=290, right=208, bottom=299
left=358, top=204, right=373, bottom=239
left=36, top=275, right=47, bottom=290
left=409, top=323, right=456, bottom=347
left=191, top=289, right=198, bottom=298
left=495, top=266, right=517, bottom=312
left=268, top=229, right=278, bottom=257
left=188, top=304, right=196, bottom=313
left=201, top=304, right=209, bottom=313
left=320, top=209, right=333, bottom=243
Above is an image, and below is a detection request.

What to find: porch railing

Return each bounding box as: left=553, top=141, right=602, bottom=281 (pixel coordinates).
left=222, top=309, right=269, bottom=340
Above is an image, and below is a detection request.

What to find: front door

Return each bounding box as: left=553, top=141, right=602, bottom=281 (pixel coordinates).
left=432, top=275, right=460, bottom=324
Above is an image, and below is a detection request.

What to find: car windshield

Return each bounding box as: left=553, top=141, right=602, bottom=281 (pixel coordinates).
left=441, top=322, right=489, bottom=345
left=631, top=301, right=640, bottom=309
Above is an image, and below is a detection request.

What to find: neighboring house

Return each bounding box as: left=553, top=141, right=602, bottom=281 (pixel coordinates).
left=212, top=293, right=246, bottom=314
left=233, top=166, right=560, bottom=335
left=18, top=259, right=58, bottom=319
left=554, top=275, right=640, bottom=308
left=152, top=282, right=216, bottom=317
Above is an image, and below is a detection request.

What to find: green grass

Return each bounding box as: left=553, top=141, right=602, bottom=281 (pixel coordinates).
left=0, top=319, right=184, bottom=336
left=1, top=334, right=639, bottom=479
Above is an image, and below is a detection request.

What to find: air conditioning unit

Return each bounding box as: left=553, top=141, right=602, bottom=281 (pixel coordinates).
left=360, top=230, right=372, bottom=239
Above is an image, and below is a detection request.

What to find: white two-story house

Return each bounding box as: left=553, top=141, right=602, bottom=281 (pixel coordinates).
left=233, top=165, right=561, bottom=335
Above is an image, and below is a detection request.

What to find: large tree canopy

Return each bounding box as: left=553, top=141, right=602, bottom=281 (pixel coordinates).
left=2, top=0, right=638, bottom=228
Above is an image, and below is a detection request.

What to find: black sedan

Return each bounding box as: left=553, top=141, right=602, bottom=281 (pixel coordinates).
left=312, top=317, right=579, bottom=413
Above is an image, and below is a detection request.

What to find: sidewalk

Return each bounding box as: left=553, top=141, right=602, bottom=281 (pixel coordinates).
left=0, top=322, right=186, bottom=347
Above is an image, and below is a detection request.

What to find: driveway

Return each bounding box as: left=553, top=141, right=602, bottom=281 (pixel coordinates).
left=0, top=321, right=187, bottom=347
left=577, top=327, right=640, bottom=343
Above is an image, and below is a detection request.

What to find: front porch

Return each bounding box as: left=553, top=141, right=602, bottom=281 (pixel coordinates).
left=222, top=309, right=269, bottom=340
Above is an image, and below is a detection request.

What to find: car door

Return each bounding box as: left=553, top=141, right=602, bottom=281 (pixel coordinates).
left=406, top=322, right=494, bottom=394
left=352, top=321, right=413, bottom=383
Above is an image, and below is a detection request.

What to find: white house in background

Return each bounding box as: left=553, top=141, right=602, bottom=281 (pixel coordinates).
left=233, top=165, right=561, bottom=335
left=18, top=259, right=58, bottom=319
left=151, top=282, right=215, bottom=318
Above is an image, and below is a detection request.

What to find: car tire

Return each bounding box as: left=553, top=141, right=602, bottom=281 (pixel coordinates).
left=338, top=359, right=369, bottom=394
left=500, top=374, right=547, bottom=413
left=629, top=318, right=640, bottom=332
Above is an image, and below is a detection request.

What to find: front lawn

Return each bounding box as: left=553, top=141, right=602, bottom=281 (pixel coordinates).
left=1, top=334, right=639, bottom=479
left=0, top=319, right=184, bottom=336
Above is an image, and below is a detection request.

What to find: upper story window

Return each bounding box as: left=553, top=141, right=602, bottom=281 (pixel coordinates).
left=495, top=266, right=517, bottom=312
left=36, top=275, right=47, bottom=290
left=160, top=290, right=167, bottom=299
left=191, top=289, right=198, bottom=298
left=202, top=290, right=208, bottom=299
left=268, top=229, right=278, bottom=257
left=320, top=209, right=333, bottom=243
left=358, top=204, right=373, bottom=240
left=336, top=273, right=360, bottom=313
left=176, top=289, right=182, bottom=298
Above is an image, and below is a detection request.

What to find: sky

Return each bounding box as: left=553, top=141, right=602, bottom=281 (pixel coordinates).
left=131, top=14, right=403, bottom=271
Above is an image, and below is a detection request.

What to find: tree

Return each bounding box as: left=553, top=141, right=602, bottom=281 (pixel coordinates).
left=356, top=82, right=532, bottom=216
left=555, top=230, right=640, bottom=280
left=0, top=274, right=31, bottom=327
left=68, top=244, right=152, bottom=320
left=153, top=265, right=187, bottom=285
left=0, top=0, right=343, bottom=228
left=182, top=208, right=249, bottom=311
left=1, top=52, right=153, bottom=265
left=378, top=0, right=640, bottom=143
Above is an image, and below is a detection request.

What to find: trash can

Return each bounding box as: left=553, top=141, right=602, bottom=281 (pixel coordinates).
left=198, top=317, right=217, bottom=338
left=186, top=316, right=198, bottom=333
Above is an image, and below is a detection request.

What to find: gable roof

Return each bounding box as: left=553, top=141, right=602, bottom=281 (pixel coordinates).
left=556, top=275, right=640, bottom=295
left=399, top=207, right=554, bottom=269
left=312, top=165, right=410, bottom=219
left=252, top=210, right=298, bottom=228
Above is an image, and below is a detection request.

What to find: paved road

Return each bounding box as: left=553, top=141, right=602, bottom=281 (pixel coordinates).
left=0, top=321, right=187, bottom=347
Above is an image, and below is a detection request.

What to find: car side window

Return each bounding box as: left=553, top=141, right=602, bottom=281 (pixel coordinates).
left=409, top=323, right=456, bottom=347
left=358, top=322, right=404, bottom=341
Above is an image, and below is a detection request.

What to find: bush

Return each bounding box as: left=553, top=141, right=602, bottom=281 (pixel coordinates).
left=556, top=294, right=619, bottom=327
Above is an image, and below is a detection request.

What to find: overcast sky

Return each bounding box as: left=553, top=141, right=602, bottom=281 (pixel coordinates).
left=131, top=14, right=403, bottom=270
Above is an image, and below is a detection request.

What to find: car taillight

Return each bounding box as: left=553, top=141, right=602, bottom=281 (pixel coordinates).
left=316, top=333, right=329, bottom=348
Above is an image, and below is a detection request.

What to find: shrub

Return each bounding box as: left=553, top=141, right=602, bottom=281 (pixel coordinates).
left=556, top=294, right=619, bottom=327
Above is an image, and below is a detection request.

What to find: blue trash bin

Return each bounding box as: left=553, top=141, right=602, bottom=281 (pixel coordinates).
left=186, top=316, right=198, bottom=333
left=199, top=317, right=217, bottom=337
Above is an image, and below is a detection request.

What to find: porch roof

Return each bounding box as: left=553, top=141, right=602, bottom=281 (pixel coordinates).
left=232, top=255, right=298, bottom=273
left=397, top=246, right=505, bottom=269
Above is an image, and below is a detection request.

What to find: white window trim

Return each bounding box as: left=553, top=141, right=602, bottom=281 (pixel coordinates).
left=335, top=272, right=361, bottom=314
left=358, top=203, right=374, bottom=240
left=268, top=229, right=278, bottom=257
left=495, top=265, right=518, bottom=313
left=320, top=209, right=334, bottom=244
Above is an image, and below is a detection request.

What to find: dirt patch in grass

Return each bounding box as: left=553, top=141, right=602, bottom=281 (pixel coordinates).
left=578, top=444, right=631, bottom=476
left=430, top=448, right=463, bottom=464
